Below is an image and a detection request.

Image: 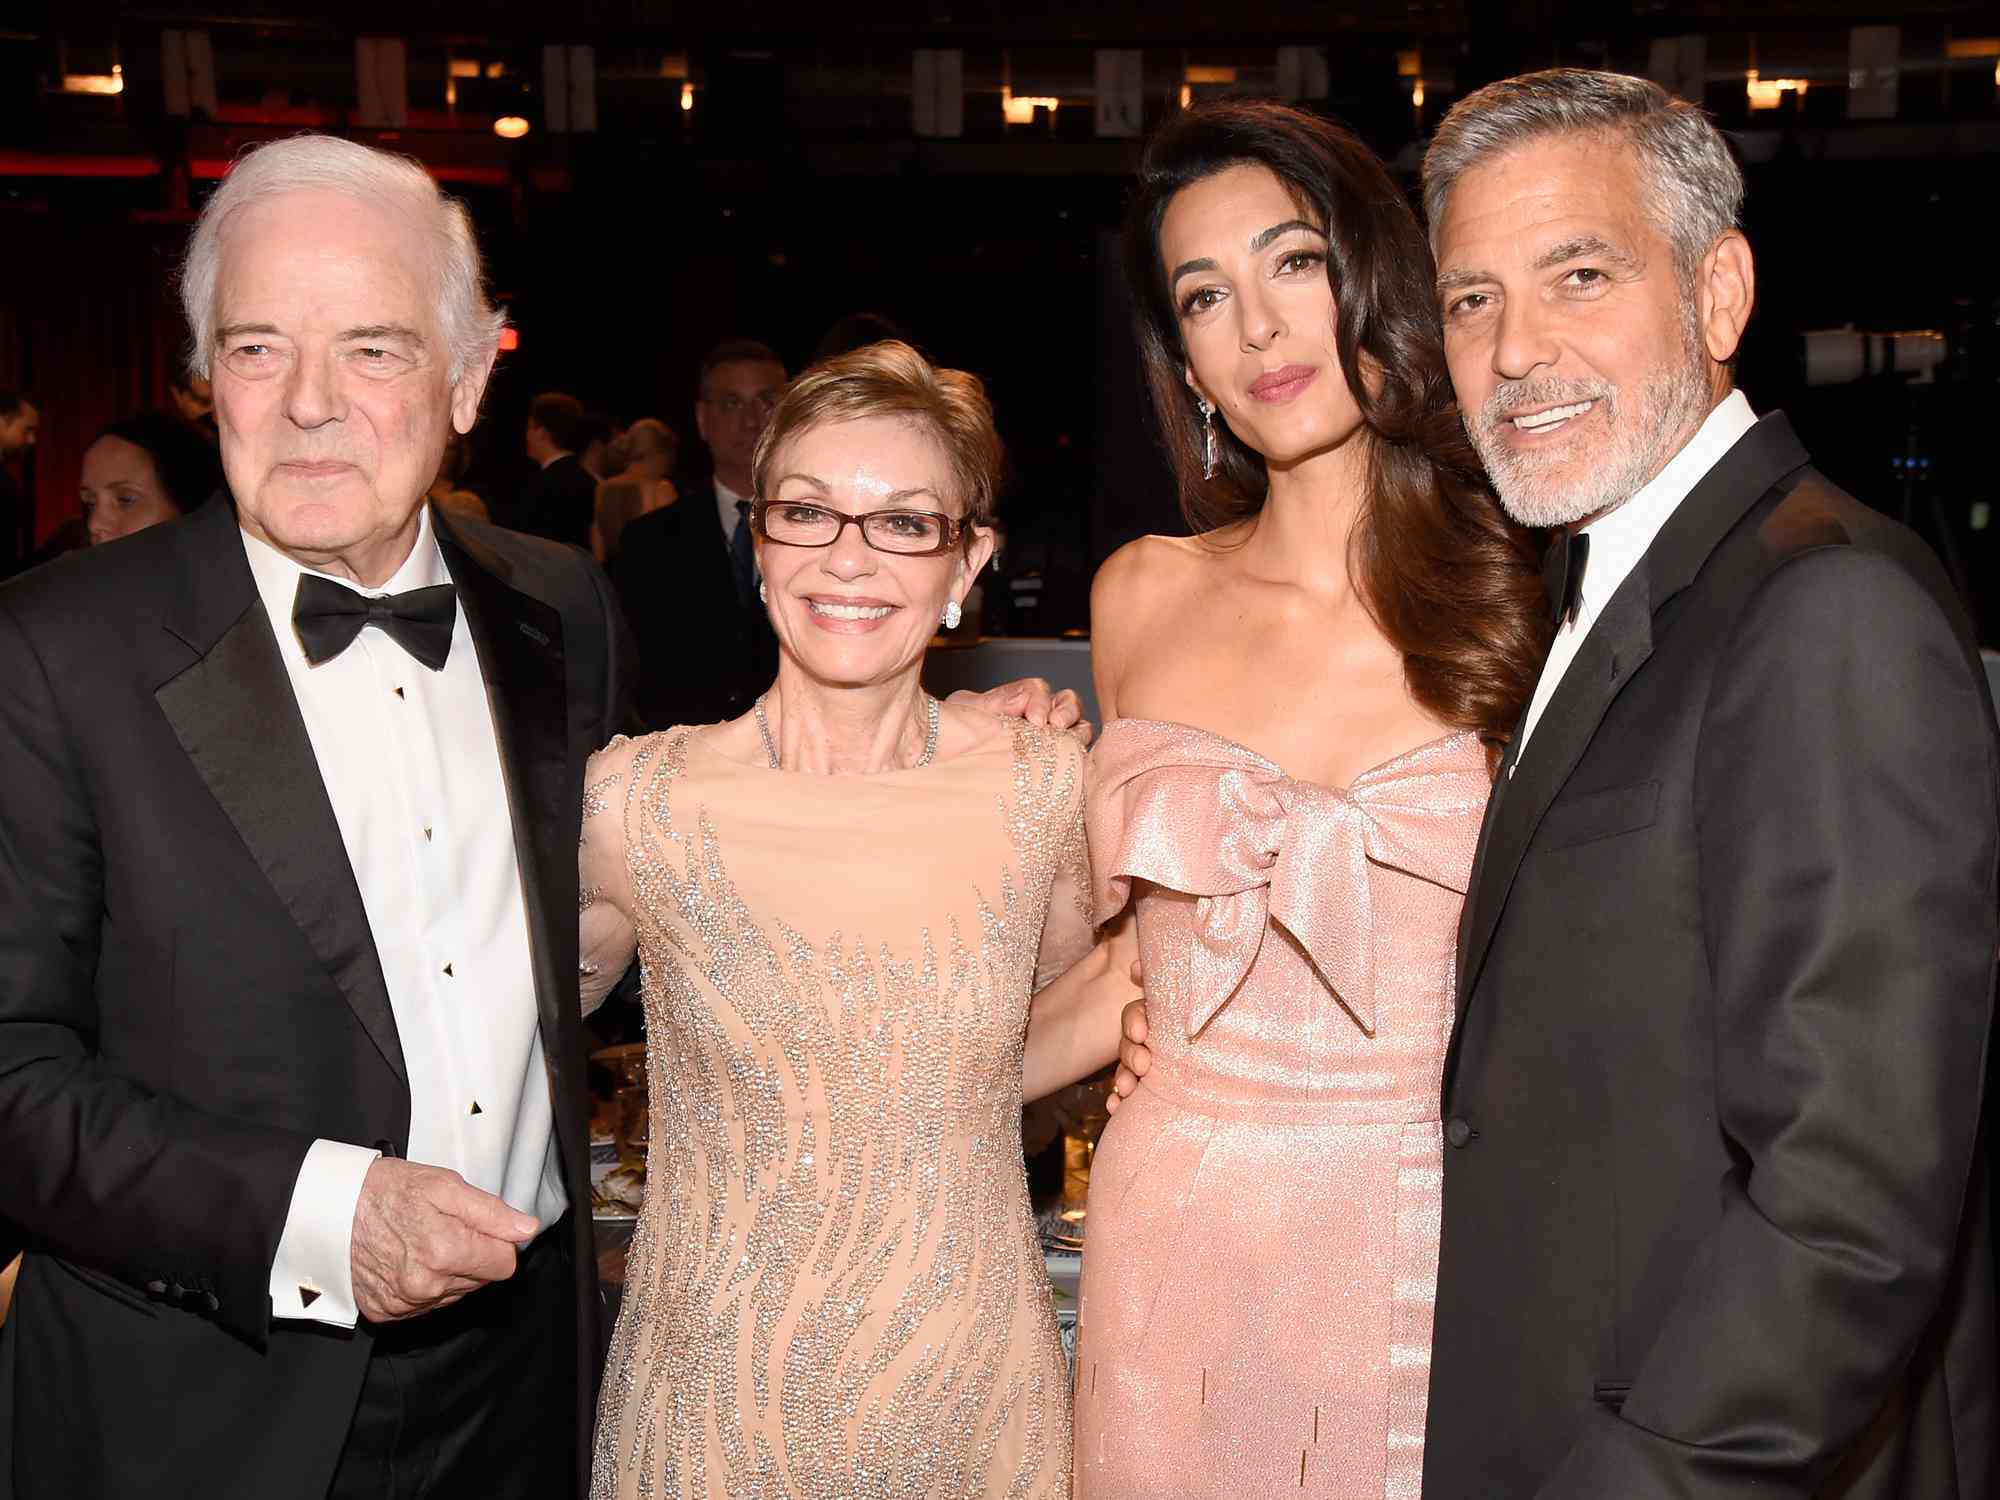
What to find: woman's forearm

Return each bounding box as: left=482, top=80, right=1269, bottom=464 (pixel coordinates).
left=1022, top=916, right=1140, bottom=1103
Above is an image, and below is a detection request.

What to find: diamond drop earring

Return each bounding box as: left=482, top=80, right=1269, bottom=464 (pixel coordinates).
left=758, top=580, right=768, bottom=603
left=942, top=598, right=963, bottom=630
left=1198, top=398, right=1219, bottom=480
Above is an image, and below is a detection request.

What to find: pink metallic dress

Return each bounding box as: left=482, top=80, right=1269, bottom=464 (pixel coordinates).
left=1073, top=718, right=1490, bottom=1498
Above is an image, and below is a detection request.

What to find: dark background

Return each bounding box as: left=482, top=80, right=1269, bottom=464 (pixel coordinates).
left=7, top=1, right=2000, bottom=639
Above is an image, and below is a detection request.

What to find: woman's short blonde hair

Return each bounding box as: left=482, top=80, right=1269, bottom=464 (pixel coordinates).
left=752, top=340, right=1002, bottom=530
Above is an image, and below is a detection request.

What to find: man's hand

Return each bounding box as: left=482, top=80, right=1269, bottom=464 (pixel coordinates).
left=1103, top=963, right=1152, bottom=1116
left=949, top=678, right=1095, bottom=747
left=350, top=1158, right=538, bottom=1323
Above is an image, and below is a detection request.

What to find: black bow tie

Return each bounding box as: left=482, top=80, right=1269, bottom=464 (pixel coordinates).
left=1542, top=527, right=1591, bottom=629
left=292, top=574, right=457, bottom=671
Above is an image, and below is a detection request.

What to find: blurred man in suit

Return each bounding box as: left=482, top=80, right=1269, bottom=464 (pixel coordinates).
left=0, top=391, right=39, bottom=578
left=612, top=339, right=785, bottom=728
left=513, top=390, right=597, bottom=549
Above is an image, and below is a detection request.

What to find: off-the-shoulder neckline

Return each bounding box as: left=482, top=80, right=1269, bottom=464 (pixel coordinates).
left=1097, top=715, right=1480, bottom=795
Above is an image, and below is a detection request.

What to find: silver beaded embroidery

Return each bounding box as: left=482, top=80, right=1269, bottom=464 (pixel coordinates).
left=587, top=723, right=1083, bottom=1498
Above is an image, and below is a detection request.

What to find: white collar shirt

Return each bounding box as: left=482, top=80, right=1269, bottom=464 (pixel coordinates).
left=1513, top=390, right=1760, bottom=770
left=243, top=508, right=563, bottom=1326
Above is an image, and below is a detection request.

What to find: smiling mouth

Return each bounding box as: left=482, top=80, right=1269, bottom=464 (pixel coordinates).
left=807, top=600, right=896, bottom=621
left=1507, top=400, right=1596, bottom=434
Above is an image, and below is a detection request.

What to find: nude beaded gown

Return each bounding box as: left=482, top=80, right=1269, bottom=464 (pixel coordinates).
left=578, top=716, right=1093, bottom=1500
left=1072, top=719, right=1490, bottom=1498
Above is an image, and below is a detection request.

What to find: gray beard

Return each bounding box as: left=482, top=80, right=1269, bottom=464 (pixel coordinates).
left=1471, top=345, right=1713, bottom=531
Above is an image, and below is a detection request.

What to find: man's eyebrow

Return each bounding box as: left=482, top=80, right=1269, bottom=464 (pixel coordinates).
left=338, top=324, right=425, bottom=345
left=1434, top=267, right=1488, bottom=296
left=214, top=322, right=281, bottom=342
left=1531, top=234, right=1641, bottom=273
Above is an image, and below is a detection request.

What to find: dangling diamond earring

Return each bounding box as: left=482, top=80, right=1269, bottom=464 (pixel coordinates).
left=1198, top=398, right=1219, bottom=480
left=942, top=598, right=963, bottom=630
left=758, top=580, right=768, bottom=604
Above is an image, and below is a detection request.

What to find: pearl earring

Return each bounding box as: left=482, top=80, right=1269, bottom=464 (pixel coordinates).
left=942, top=598, right=962, bottom=630
left=1198, top=398, right=1219, bottom=480
left=758, top=581, right=767, bottom=603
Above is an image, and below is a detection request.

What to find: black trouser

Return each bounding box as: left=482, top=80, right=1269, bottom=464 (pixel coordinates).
left=327, top=1214, right=577, bottom=1500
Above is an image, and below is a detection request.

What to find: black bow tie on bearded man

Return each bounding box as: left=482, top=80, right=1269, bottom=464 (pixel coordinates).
left=1541, top=526, right=1590, bottom=630
left=292, top=573, right=457, bottom=671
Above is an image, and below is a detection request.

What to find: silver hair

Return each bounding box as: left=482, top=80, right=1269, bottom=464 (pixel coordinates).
left=178, top=134, right=506, bottom=383
left=1423, top=69, right=1744, bottom=282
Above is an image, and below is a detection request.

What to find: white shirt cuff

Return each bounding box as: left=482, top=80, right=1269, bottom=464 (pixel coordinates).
left=268, top=1138, right=379, bottom=1327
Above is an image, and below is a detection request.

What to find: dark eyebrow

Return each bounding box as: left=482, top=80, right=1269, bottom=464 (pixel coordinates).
left=1531, top=234, right=1641, bottom=274
left=1171, top=219, right=1325, bottom=291
left=1250, top=218, right=1322, bottom=252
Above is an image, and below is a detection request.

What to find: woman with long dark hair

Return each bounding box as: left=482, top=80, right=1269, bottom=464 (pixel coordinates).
left=1074, top=101, right=1547, bottom=1494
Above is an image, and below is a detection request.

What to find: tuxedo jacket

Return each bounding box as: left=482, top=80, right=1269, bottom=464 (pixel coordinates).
left=1423, top=412, right=1998, bottom=1498
left=0, top=497, right=634, bottom=1499
left=610, top=478, right=776, bottom=730
left=512, top=453, right=598, bottom=551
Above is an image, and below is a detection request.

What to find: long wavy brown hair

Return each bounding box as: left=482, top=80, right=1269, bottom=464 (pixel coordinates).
left=1124, top=99, right=1547, bottom=756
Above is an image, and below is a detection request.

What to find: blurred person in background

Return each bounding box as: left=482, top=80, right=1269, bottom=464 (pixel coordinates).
left=577, top=410, right=619, bottom=483
left=590, top=416, right=677, bottom=565
left=612, top=339, right=786, bottom=727
left=169, top=370, right=218, bottom=441
left=79, top=410, right=223, bottom=546
left=426, top=428, right=490, bottom=523
left=514, top=389, right=596, bottom=547
left=0, top=390, right=40, bottom=578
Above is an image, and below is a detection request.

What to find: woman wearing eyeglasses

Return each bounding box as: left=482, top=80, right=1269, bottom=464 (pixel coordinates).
left=578, top=341, right=1134, bottom=1498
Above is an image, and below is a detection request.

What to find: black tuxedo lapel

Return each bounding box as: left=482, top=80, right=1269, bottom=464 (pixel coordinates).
left=1454, top=411, right=1813, bottom=1016
left=1456, top=578, right=1654, bottom=1012
left=431, top=512, right=575, bottom=1077
left=152, top=499, right=406, bottom=1082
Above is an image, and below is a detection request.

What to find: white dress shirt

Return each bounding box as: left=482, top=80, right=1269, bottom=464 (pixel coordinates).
left=246, top=509, right=564, bottom=1327
left=1512, top=390, right=1760, bottom=770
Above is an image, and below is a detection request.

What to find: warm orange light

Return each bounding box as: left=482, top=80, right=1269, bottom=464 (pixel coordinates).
left=1179, top=84, right=1192, bottom=110
left=63, top=65, right=124, bottom=96
left=1183, top=66, right=1237, bottom=85
left=496, top=327, right=520, bottom=353
left=1412, top=80, right=1426, bottom=109
left=680, top=82, right=695, bottom=112
left=1001, top=87, right=1059, bottom=125
left=1745, top=70, right=1809, bottom=109
left=493, top=115, right=530, bottom=139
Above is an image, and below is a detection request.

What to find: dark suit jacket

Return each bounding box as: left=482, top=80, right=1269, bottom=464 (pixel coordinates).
left=1424, top=412, right=1998, bottom=1498
left=610, top=477, right=776, bottom=729
left=511, top=453, right=598, bottom=550
left=0, top=497, right=635, bottom=1499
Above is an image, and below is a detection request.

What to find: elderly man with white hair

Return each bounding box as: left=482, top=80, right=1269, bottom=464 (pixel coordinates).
left=0, top=134, right=629, bottom=1498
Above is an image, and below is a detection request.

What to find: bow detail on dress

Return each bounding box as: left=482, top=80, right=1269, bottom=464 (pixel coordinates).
left=1087, top=722, right=1488, bottom=1038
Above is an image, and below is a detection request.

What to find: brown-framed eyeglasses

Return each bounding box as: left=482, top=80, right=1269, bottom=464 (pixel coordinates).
left=751, top=499, right=965, bottom=557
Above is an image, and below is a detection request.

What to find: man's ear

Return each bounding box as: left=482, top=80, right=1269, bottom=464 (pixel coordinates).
left=451, top=344, right=500, bottom=435
left=1698, top=231, right=1755, bottom=367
